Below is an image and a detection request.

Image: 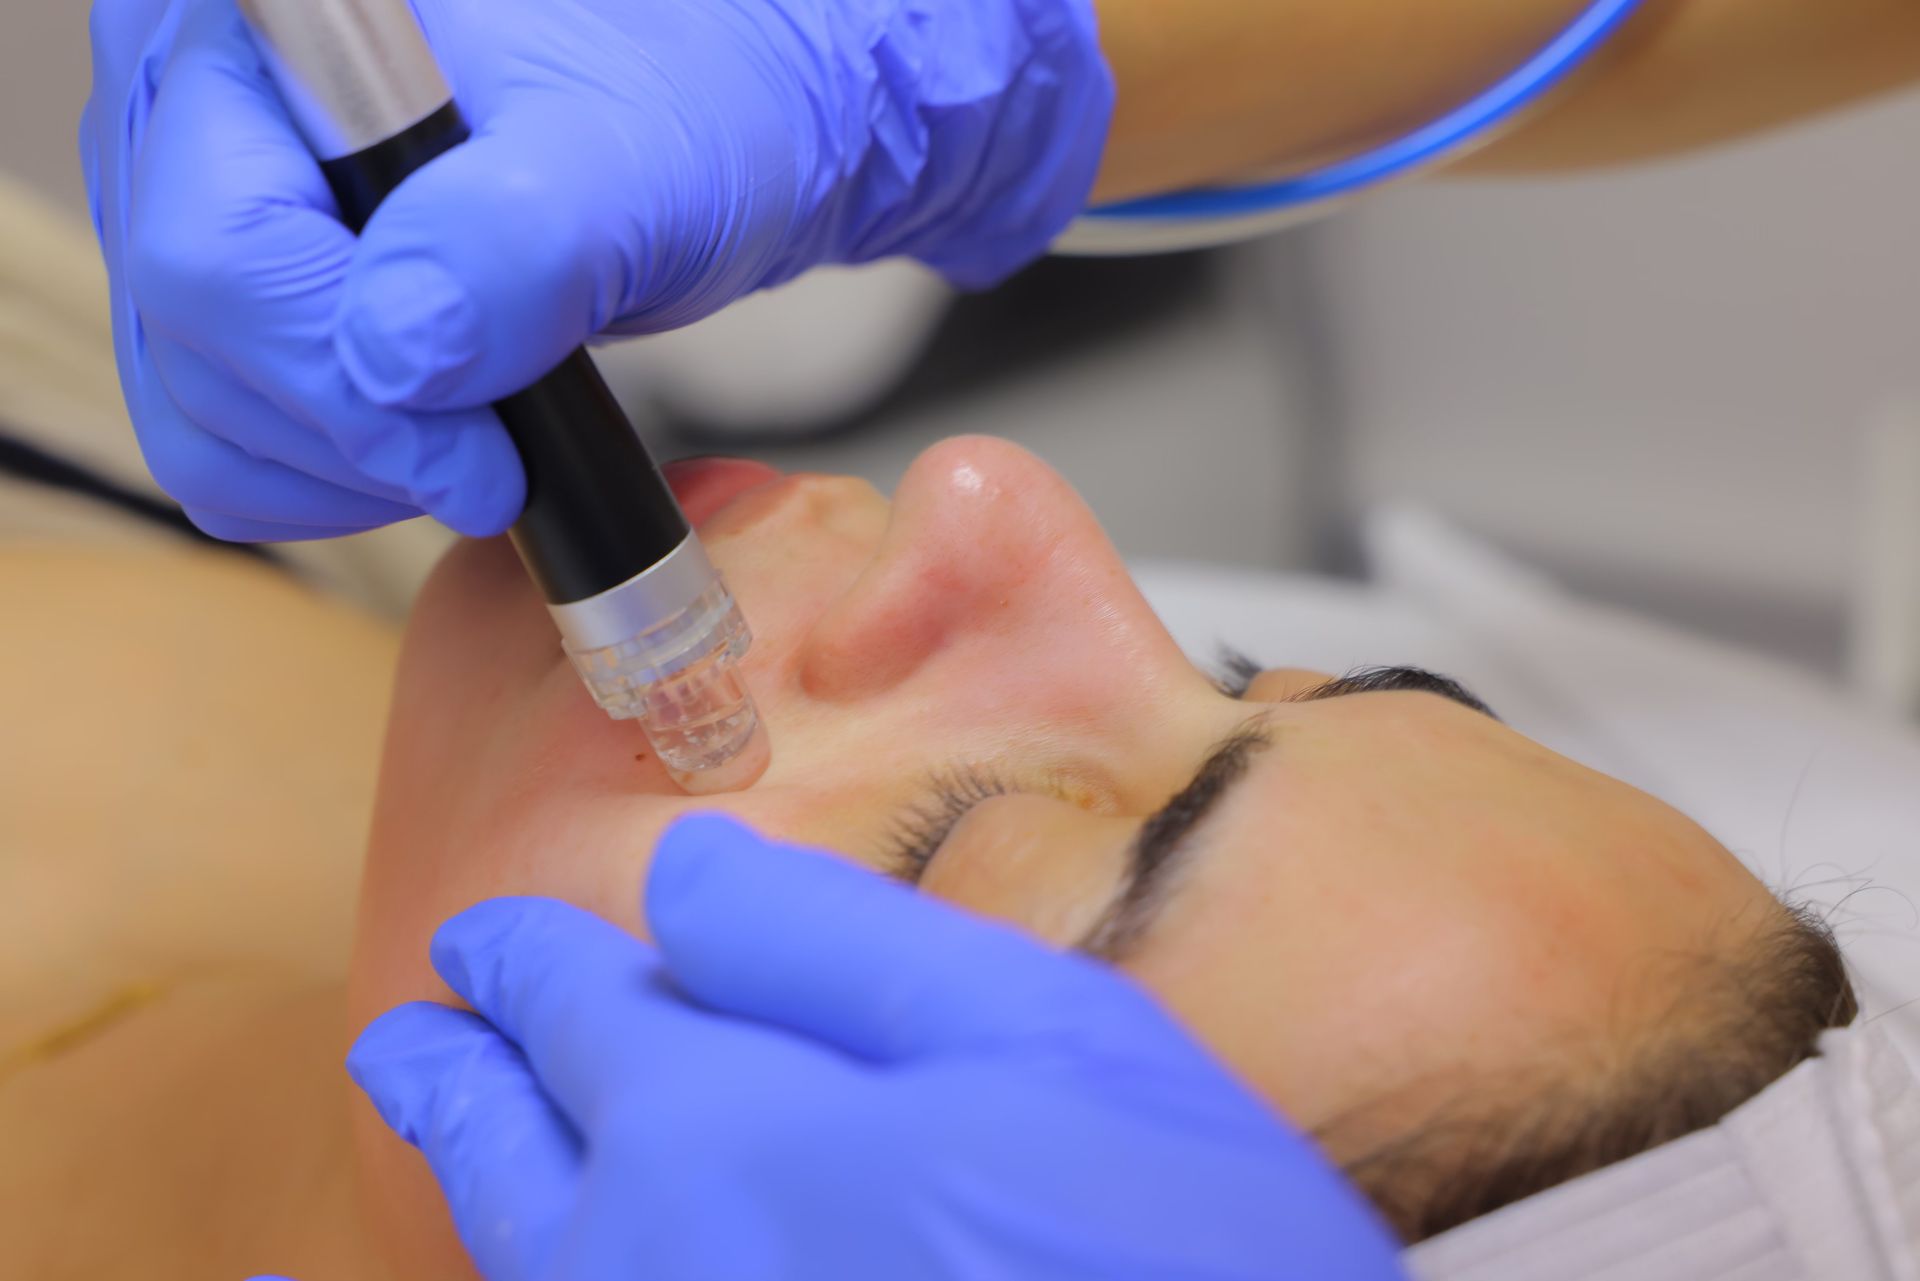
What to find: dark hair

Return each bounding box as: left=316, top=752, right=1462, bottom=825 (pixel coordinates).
left=1322, top=903, right=1859, bottom=1244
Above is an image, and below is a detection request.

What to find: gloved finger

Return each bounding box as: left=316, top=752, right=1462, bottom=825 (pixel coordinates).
left=647, top=815, right=1126, bottom=1061
left=127, top=361, right=418, bottom=533
left=148, top=337, right=415, bottom=506
left=341, top=400, right=524, bottom=539
left=348, top=1001, right=578, bottom=1281
left=336, top=101, right=635, bottom=411
left=129, top=0, right=344, bottom=340
left=427, top=897, right=737, bottom=1130
left=130, top=0, right=524, bottom=536
left=185, top=511, right=380, bottom=542
left=152, top=330, right=527, bottom=541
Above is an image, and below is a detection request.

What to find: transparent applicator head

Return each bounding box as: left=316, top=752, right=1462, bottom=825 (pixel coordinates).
left=562, top=578, right=770, bottom=794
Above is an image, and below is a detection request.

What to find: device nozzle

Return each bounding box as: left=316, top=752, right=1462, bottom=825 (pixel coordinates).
left=631, top=645, right=770, bottom=794
left=564, top=579, right=770, bottom=794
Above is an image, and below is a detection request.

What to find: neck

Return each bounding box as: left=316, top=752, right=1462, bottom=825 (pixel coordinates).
left=0, top=973, right=382, bottom=1279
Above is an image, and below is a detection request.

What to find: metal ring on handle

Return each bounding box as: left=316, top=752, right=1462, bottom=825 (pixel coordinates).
left=1057, top=0, right=1646, bottom=255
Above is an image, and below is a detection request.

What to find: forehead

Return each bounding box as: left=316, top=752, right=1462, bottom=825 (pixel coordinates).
left=1215, top=689, right=1754, bottom=899
left=1113, top=702, right=1774, bottom=1123
left=1136, top=693, right=1770, bottom=1001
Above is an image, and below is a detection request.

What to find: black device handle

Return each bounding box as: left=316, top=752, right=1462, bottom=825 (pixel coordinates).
left=320, top=103, right=689, bottom=605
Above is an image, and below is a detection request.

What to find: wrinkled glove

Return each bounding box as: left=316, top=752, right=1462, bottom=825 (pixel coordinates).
left=82, top=0, right=1111, bottom=540
left=339, top=815, right=1408, bottom=1281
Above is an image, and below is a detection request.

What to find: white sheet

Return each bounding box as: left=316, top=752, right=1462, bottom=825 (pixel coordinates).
left=1134, top=509, right=1920, bottom=1066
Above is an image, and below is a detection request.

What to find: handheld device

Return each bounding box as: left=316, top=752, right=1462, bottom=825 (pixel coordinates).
left=238, top=0, right=769, bottom=793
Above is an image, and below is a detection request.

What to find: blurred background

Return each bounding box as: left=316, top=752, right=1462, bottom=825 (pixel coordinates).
left=6, top=3, right=1919, bottom=700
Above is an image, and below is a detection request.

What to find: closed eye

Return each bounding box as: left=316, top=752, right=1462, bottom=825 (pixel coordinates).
left=1210, top=645, right=1265, bottom=698
left=880, top=766, right=1021, bottom=883
left=885, top=660, right=1493, bottom=885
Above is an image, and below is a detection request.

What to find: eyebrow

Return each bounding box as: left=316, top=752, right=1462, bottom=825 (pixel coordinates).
left=1293, top=665, right=1497, bottom=720
left=1077, top=721, right=1271, bottom=959
left=1076, top=666, right=1493, bottom=960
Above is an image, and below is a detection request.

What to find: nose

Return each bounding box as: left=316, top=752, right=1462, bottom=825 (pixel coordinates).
left=799, top=437, right=1182, bottom=703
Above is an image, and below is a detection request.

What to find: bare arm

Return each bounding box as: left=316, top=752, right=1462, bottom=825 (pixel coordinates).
left=1091, top=0, right=1920, bottom=201
left=1464, top=0, right=1920, bottom=172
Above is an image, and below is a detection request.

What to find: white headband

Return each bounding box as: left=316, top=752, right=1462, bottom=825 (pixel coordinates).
left=1405, top=1022, right=1920, bottom=1281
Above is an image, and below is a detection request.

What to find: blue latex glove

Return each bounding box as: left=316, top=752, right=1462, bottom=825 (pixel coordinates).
left=339, top=815, right=1408, bottom=1281
left=81, top=0, right=1112, bottom=541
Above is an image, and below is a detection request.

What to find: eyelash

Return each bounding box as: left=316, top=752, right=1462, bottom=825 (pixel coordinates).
left=1210, top=645, right=1265, bottom=700
left=881, top=644, right=1267, bottom=881
left=881, top=765, right=1015, bottom=881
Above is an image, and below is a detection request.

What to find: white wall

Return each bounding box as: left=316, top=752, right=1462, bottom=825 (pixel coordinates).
left=1296, top=91, right=1920, bottom=662
left=1, top=0, right=91, bottom=214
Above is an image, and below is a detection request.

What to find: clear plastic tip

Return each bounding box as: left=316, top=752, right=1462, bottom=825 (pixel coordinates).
left=564, top=579, right=769, bottom=793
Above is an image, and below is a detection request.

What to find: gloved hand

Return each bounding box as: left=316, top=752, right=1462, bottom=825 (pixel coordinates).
left=339, top=815, right=1408, bottom=1281
left=81, top=0, right=1111, bottom=541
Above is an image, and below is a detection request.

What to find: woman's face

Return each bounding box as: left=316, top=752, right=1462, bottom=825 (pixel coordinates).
left=351, top=436, right=1773, bottom=1273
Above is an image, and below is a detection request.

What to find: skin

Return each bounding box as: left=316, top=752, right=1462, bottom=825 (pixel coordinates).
left=1453, top=0, right=1920, bottom=172
left=352, top=437, right=1781, bottom=1278
left=0, top=545, right=396, bottom=1279
left=1092, top=0, right=1920, bottom=200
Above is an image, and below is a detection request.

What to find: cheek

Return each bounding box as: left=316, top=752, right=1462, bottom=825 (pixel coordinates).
left=343, top=774, right=830, bottom=1281
left=349, top=785, right=655, bottom=1050
left=347, top=784, right=633, bottom=1281
left=409, top=538, right=556, bottom=694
